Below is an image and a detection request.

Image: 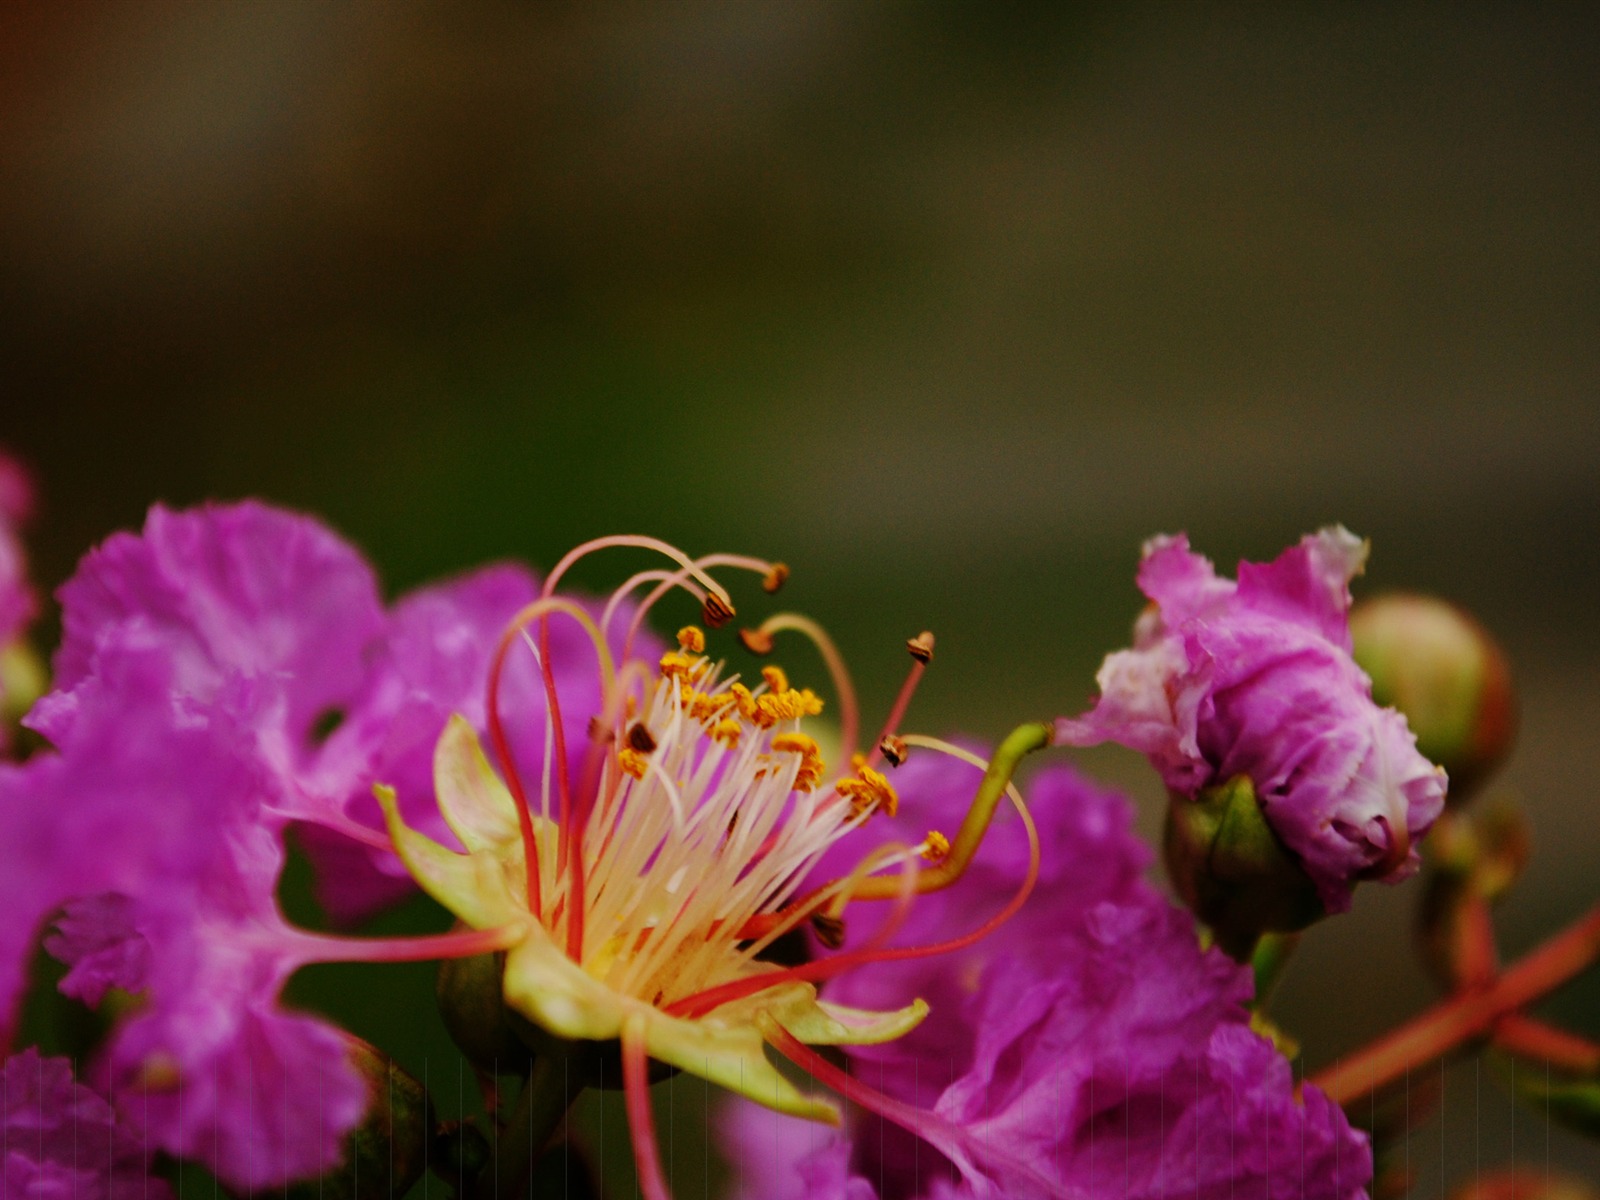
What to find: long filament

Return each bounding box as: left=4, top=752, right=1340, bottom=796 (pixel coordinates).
left=669, top=745, right=1040, bottom=1020
left=601, top=569, right=707, bottom=649
left=622, top=1012, right=671, bottom=1200
left=863, top=649, right=929, bottom=772
left=565, top=657, right=654, bottom=962
left=752, top=613, right=860, bottom=760
left=487, top=598, right=614, bottom=918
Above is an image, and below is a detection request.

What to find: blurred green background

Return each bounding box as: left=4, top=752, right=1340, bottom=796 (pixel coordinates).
left=4, top=2, right=1598, bottom=1193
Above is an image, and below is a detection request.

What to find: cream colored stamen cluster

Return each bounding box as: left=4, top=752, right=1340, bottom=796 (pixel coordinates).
left=551, top=636, right=902, bottom=1008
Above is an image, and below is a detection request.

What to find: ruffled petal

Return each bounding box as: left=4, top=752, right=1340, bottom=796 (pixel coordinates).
left=1058, top=529, right=1443, bottom=911
left=46, top=502, right=385, bottom=749
left=1, top=1048, right=172, bottom=1200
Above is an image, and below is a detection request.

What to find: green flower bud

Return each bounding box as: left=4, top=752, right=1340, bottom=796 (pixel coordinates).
left=436, top=948, right=532, bottom=1076
left=1351, top=593, right=1516, bottom=802
left=286, top=1037, right=434, bottom=1200
left=1163, top=775, right=1326, bottom=959
left=434, top=943, right=670, bottom=1090
left=1418, top=803, right=1530, bottom=989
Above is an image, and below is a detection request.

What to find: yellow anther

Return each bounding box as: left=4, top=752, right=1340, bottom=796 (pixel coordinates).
left=738, top=627, right=775, bottom=656
left=762, top=563, right=790, bottom=594
left=688, top=689, right=735, bottom=723
left=730, top=683, right=760, bottom=723
left=770, top=732, right=820, bottom=756
left=835, top=765, right=898, bottom=818
left=711, top=718, right=743, bottom=747
left=618, top=748, right=650, bottom=780
left=769, top=730, right=826, bottom=790
left=921, top=830, right=950, bottom=861
left=879, top=734, right=909, bottom=767
left=677, top=626, right=706, bottom=653
left=755, top=688, right=825, bottom=726
left=760, top=664, right=790, bottom=694
left=659, top=651, right=705, bottom=682
left=906, top=631, right=936, bottom=664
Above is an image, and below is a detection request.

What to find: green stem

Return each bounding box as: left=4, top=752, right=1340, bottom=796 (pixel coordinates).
left=477, top=1057, right=582, bottom=1200
left=850, top=721, right=1054, bottom=899
left=1250, top=932, right=1301, bottom=1009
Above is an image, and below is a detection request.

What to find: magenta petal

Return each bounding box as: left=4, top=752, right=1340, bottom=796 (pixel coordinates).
left=1234, top=527, right=1368, bottom=650
left=1, top=1048, right=172, bottom=1200
left=45, top=894, right=150, bottom=1006
left=106, top=999, right=366, bottom=1189
left=727, top=752, right=1369, bottom=1199
left=45, top=502, right=386, bottom=749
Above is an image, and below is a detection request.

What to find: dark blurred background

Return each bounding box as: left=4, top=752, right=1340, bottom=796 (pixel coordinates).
left=4, top=3, right=1598, bottom=1194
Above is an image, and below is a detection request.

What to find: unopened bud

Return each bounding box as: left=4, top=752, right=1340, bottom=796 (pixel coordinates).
left=436, top=948, right=531, bottom=1076
left=1417, top=804, right=1529, bottom=990
left=1351, top=593, right=1516, bottom=803
left=1164, top=776, right=1326, bottom=959
left=285, top=1037, right=434, bottom=1200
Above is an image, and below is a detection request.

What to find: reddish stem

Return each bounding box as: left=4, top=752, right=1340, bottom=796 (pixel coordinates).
left=1312, top=903, right=1600, bottom=1105
left=1493, top=1013, right=1600, bottom=1074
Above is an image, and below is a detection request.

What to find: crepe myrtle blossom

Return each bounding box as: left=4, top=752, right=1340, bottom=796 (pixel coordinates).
left=31, top=500, right=624, bottom=922
left=721, top=753, right=1371, bottom=1200
left=1055, top=528, right=1446, bottom=926
left=0, top=502, right=598, bottom=1187
left=380, top=536, right=1054, bottom=1200
left=1, top=1047, right=171, bottom=1199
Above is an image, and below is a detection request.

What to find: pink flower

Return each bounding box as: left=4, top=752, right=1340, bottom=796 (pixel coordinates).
left=721, top=758, right=1370, bottom=1200
left=1055, top=528, right=1446, bottom=914
left=35, top=501, right=622, bottom=922
left=3, top=501, right=597, bottom=1187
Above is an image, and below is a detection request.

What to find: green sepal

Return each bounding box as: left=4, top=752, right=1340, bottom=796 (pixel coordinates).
left=1164, top=775, right=1326, bottom=959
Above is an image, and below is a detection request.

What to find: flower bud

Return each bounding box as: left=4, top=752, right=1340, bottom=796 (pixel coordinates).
left=436, top=948, right=532, bottom=1076
left=1163, top=775, right=1325, bottom=958
left=285, top=1037, right=434, bottom=1200
left=1418, top=803, right=1530, bottom=989
left=1060, top=530, right=1446, bottom=918
left=1351, top=593, right=1515, bottom=803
